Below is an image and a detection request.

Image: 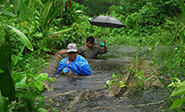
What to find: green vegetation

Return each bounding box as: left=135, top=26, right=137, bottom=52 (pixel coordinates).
left=0, top=0, right=184, bottom=111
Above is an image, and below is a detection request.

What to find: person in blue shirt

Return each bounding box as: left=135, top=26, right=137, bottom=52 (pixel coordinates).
left=56, top=43, right=92, bottom=75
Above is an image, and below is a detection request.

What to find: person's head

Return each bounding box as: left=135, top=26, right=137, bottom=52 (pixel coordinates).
left=86, top=36, right=95, bottom=49
left=67, top=43, right=78, bottom=61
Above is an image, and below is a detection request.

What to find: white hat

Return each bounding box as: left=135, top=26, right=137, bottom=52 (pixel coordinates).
left=67, top=43, right=78, bottom=53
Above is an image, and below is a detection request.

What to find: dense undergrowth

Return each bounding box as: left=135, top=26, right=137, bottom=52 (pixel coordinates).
left=0, top=0, right=185, bottom=111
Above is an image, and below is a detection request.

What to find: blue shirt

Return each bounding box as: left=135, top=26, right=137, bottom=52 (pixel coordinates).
left=57, top=55, right=92, bottom=75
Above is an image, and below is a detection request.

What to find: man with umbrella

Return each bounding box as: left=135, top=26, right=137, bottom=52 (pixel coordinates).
left=78, top=15, right=126, bottom=59
left=58, top=15, right=125, bottom=59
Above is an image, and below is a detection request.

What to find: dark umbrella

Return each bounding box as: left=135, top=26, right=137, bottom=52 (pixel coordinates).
left=89, top=15, right=126, bottom=37
left=89, top=15, right=126, bottom=28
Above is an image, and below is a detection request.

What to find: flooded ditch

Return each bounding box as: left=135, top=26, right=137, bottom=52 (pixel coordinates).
left=41, top=45, right=173, bottom=112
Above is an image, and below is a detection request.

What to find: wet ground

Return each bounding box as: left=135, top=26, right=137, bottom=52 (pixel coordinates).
left=41, top=45, right=172, bottom=112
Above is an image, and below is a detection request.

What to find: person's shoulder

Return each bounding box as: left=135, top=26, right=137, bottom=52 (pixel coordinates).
left=78, top=46, right=87, bottom=53
left=79, top=46, right=85, bottom=49
left=62, top=56, right=68, bottom=61
left=59, top=57, right=68, bottom=63
left=77, top=55, right=87, bottom=60
left=93, top=43, right=99, bottom=46
left=92, top=43, right=101, bottom=49
left=77, top=54, right=84, bottom=58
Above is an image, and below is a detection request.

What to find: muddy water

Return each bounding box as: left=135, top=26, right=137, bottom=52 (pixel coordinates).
left=42, top=45, right=171, bottom=112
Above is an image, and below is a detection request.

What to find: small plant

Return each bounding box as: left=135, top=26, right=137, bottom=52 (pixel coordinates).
left=133, top=70, right=145, bottom=89
left=9, top=72, right=54, bottom=111
left=168, top=78, right=185, bottom=111
left=105, top=73, right=126, bottom=89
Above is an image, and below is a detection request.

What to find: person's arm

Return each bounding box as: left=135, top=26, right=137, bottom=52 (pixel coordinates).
left=68, top=61, right=92, bottom=75
left=103, top=40, right=107, bottom=53
left=97, top=40, right=107, bottom=54
left=57, top=51, right=67, bottom=54
left=103, top=46, right=107, bottom=53
left=76, top=62, right=92, bottom=75
left=77, top=56, right=92, bottom=75
left=56, top=58, right=67, bottom=74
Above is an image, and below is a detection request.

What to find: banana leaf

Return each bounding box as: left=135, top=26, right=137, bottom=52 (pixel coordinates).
left=39, top=2, right=64, bottom=34
left=12, top=0, right=29, bottom=21
left=7, top=25, right=34, bottom=51
left=0, top=31, right=15, bottom=101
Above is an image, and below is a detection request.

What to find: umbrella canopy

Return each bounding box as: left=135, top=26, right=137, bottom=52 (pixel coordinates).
left=89, top=15, right=126, bottom=28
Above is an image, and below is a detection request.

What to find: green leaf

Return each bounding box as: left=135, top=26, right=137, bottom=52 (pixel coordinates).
left=120, top=81, right=126, bottom=87
left=170, top=98, right=185, bottom=111
left=15, top=76, right=27, bottom=90
left=112, top=73, right=117, bottom=78
left=28, top=80, right=43, bottom=91
left=144, top=75, right=155, bottom=82
left=0, top=92, right=7, bottom=112
left=0, top=32, right=15, bottom=101
left=112, top=81, right=117, bottom=85
left=49, top=77, right=54, bottom=83
left=35, top=80, right=44, bottom=91
left=36, top=95, right=45, bottom=107
left=38, top=108, right=48, bottom=112
left=178, top=0, right=185, bottom=18
left=181, top=80, right=185, bottom=85
left=171, top=86, right=185, bottom=97
left=106, top=80, right=112, bottom=85
left=48, top=5, right=64, bottom=25
left=37, top=73, right=48, bottom=80
left=39, top=2, right=52, bottom=28
left=14, top=47, right=43, bottom=67
left=7, top=25, right=33, bottom=51
left=138, top=71, right=144, bottom=75
left=13, top=45, right=25, bottom=66
left=49, top=98, right=52, bottom=102
left=0, top=10, right=17, bottom=17
left=0, top=69, right=4, bottom=73
left=51, top=28, right=73, bottom=35
left=156, top=75, right=167, bottom=88
left=18, top=0, right=29, bottom=21
left=0, top=4, right=4, bottom=7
